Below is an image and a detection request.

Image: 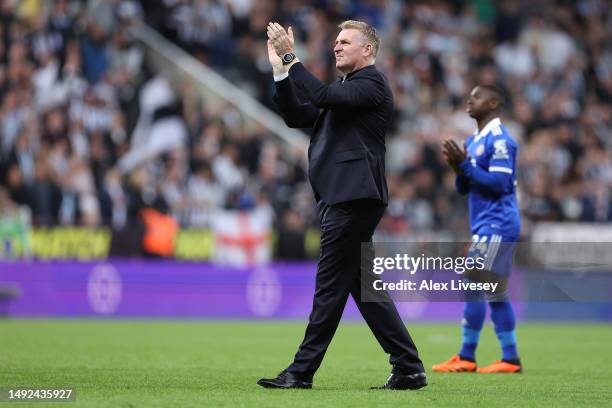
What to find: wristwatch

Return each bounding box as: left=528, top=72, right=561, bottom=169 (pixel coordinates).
left=282, top=52, right=297, bottom=65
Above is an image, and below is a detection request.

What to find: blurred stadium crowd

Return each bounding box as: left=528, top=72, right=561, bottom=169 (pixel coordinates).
left=0, top=0, right=611, bottom=254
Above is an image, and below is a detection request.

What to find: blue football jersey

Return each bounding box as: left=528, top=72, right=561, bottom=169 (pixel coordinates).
left=462, top=118, right=521, bottom=236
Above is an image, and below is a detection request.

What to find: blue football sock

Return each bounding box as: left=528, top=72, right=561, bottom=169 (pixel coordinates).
left=459, top=300, right=486, bottom=361
left=490, top=301, right=519, bottom=361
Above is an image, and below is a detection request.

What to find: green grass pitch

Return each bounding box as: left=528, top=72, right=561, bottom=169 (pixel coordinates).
left=1, top=320, right=611, bottom=407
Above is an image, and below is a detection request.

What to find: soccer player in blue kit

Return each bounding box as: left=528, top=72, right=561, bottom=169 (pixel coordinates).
left=433, top=85, right=522, bottom=373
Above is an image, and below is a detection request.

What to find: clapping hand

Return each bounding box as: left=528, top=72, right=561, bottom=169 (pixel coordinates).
left=267, top=22, right=295, bottom=58
left=442, top=139, right=467, bottom=174
left=266, top=38, right=286, bottom=76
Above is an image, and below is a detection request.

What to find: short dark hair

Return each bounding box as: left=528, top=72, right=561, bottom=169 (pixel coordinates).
left=479, top=84, right=505, bottom=109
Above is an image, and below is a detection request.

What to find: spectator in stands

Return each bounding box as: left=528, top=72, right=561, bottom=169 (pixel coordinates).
left=0, top=0, right=609, bottom=249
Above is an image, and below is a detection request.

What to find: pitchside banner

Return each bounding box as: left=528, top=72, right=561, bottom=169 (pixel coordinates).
left=0, top=259, right=610, bottom=320
left=0, top=261, right=464, bottom=319
left=361, top=242, right=612, bottom=302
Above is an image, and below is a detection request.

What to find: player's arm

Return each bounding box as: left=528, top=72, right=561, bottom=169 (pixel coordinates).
left=459, top=137, right=515, bottom=195
left=268, top=38, right=319, bottom=128
left=288, top=62, right=386, bottom=110
left=458, top=162, right=511, bottom=195
left=273, top=77, right=320, bottom=128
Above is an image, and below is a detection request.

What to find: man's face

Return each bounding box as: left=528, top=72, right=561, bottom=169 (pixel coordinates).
left=334, top=28, right=371, bottom=73
left=466, top=86, right=497, bottom=119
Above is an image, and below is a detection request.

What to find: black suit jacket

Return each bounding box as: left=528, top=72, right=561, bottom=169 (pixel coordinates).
left=274, top=62, right=392, bottom=205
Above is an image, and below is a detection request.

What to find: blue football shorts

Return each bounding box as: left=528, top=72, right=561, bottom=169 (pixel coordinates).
left=467, top=227, right=518, bottom=278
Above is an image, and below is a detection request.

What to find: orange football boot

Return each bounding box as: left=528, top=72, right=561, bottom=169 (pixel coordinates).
left=432, top=355, right=477, bottom=373
left=477, top=360, right=522, bottom=373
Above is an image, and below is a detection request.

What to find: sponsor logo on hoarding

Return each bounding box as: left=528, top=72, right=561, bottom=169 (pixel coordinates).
left=246, top=267, right=281, bottom=317
left=87, top=264, right=122, bottom=315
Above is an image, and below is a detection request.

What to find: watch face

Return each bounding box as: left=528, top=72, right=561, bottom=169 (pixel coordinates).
left=282, top=53, right=294, bottom=63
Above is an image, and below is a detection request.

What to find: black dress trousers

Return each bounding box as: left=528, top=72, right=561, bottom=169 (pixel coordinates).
left=287, top=199, right=424, bottom=377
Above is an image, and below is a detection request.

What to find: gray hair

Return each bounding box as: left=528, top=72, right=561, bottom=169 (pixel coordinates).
left=338, top=20, right=380, bottom=57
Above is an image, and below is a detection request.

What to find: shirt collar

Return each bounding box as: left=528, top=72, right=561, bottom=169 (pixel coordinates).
left=474, top=117, right=501, bottom=140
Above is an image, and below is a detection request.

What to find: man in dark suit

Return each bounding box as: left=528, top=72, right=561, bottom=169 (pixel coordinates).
left=257, top=20, right=426, bottom=390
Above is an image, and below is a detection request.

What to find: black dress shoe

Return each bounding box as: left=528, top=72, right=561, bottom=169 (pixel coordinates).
left=371, top=372, right=427, bottom=390
left=257, top=370, right=313, bottom=389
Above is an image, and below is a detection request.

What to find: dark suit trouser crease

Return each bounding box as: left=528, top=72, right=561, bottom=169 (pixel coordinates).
left=287, top=199, right=424, bottom=377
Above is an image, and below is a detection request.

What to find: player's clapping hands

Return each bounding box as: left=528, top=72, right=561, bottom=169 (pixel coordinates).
left=442, top=139, right=468, bottom=174
left=267, top=22, right=295, bottom=57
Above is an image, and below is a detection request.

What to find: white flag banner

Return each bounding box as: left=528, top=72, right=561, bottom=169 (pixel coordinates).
left=211, top=207, right=273, bottom=266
